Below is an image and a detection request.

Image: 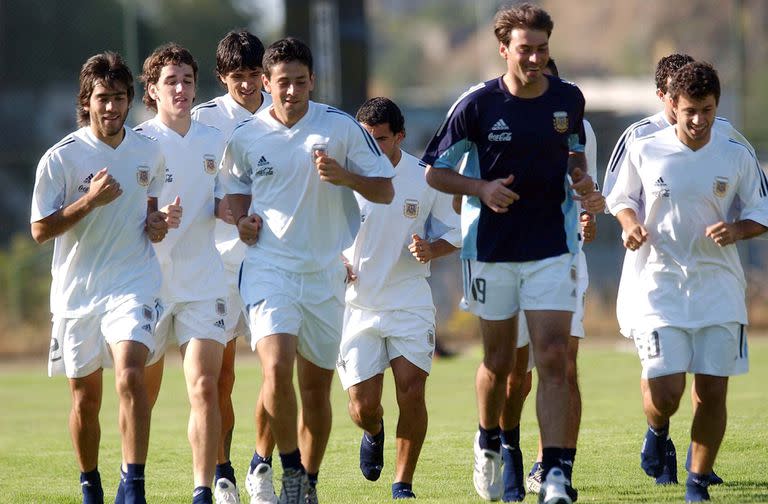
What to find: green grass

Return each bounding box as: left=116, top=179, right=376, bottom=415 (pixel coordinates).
left=1, top=339, right=767, bottom=503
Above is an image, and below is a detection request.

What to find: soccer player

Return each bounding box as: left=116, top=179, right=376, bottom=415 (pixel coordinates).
left=135, top=43, right=228, bottom=504
left=603, top=53, right=755, bottom=486
left=30, top=51, right=168, bottom=504
left=495, top=58, right=598, bottom=503
left=337, top=97, right=461, bottom=499
left=422, top=4, right=603, bottom=503
left=221, top=38, right=395, bottom=504
left=606, top=61, right=767, bottom=502
left=191, top=29, right=276, bottom=504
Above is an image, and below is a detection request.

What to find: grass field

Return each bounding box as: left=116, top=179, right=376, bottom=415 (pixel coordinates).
left=1, top=339, right=767, bottom=503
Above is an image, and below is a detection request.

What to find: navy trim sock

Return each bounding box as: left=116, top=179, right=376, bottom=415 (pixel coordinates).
left=307, top=471, right=318, bottom=489
left=478, top=424, right=501, bottom=452
left=124, top=464, right=146, bottom=504
left=250, top=451, right=273, bottom=472
left=392, top=481, right=415, bottom=498
left=279, top=449, right=303, bottom=471
left=562, top=448, right=577, bottom=481
left=80, top=467, right=103, bottom=504
left=192, top=486, right=213, bottom=504
left=215, top=460, right=236, bottom=485
left=541, top=447, right=565, bottom=478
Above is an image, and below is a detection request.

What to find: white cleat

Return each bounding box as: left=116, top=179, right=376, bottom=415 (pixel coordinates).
left=473, top=432, right=503, bottom=501
left=537, top=467, right=572, bottom=504
left=246, top=463, right=278, bottom=504
left=214, top=477, right=241, bottom=504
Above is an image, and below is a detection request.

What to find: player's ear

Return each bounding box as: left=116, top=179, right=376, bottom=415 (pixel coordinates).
left=499, top=42, right=508, bottom=60
left=656, top=89, right=665, bottom=102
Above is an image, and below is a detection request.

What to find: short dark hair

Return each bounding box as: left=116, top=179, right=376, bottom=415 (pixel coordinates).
left=655, top=53, right=695, bottom=93
left=669, top=61, right=720, bottom=105
left=140, top=43, right=198, bottom=111
left=216, top=29, right=265, bottom=79
left=494, top=3, right=554, bottom=46
left=77, top=52, right=134, bottom=127
left=262, top=37, right=313, bottom=78
left=355, top=97, right=405, bottom=135
left=545, top=57, right=559, bottom=77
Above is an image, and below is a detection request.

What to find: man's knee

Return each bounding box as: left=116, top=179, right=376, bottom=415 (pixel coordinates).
left=72, top=390, right=101, bottom=420
left=693, top=377, right=728, bottom=407
left=218, top=361, right=236, bottom=396
left=263, top=358, right=294, bottom=389
left=534, top=341, right=568, bottom=383
left=115, top=365, right=146, bottom=398
left=483, top=351, right=515, bottom=378
left=395, top=378, right=426, bottom=407
left=190, top=373, right=219, bottom=407
left=648, top=382, right=684, bottom=416
left=348, top=394, right=380, bottom=425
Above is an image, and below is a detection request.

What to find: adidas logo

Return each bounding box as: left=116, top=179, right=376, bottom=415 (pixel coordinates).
left=254, top=156, right=274, bottom=176
left=653, top=177, right=670, bottom=198
left=491, top=118, right=509, bottom=131
left=78, top=173, right=95, bottom=193
left=141, top=324, right=152, bottom=333
left=214, top=319, right=225, bottom=330
left=257, top=156, right=270, bottom=166
left=655, top=177, right=665, bottom=185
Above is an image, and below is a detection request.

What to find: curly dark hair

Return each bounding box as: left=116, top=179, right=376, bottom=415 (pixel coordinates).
left=140, top=43, right=198, bottom=111
left=77, top=52, right=134, bottom=127
left=262, top=37, right=312, bottom=78
left=654, top=53, right=694, bottom=93
left=355, top=97, right=405, bottom=135
left=668, top=61, right=720, bottom=105
left=494, top=3, right=554, bottom=46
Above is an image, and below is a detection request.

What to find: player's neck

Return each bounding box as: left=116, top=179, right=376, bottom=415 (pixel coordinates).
left=270, top=104, right=308, bottom=128
left=676, top=126, right=711, bottom=151
left=503, top=72, right=548, bottom=98
left=389, top=149, right=402, bottom=168
left=158, top=110, right=192, bottom=136
left=90, top=124, right=125, bottom=149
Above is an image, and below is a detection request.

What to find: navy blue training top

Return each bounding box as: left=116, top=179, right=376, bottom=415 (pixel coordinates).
left=422, top=75, right=586, bottom=262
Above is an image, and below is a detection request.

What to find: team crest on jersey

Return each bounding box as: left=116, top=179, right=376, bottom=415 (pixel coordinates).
left=203, top=155, right=217, bottom=175
left=713, top=176, right=729, bottom=198
left=427, top=328, right=435, bottom=346
left=403, top=199, right=419, bottom=218
left=137, top=166, right=150, bottom=187
left=553, top=111, right=569, bottom=133
left=215, top=298, right=227, bottom=317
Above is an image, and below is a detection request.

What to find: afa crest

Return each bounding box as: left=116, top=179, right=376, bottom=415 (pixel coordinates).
left=403, top=199, right=419, bottom=218
left=553, top=111, right=569, bottom=133
left=713, top=176, right=728, bottom=198
left=215, top=298, right=227, bottom=317
left=137, top=165, right=150, bottom=187
left=203, top=154, right=217, bottom=175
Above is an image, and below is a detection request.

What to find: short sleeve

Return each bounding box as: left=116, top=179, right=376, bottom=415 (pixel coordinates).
left=30, top=152, right=67, bottom=223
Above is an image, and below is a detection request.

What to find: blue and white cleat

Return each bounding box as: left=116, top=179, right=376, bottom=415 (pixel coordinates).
left=537, top=468, right=572, bottom=504
left=473, top=431, right=503, bottom=501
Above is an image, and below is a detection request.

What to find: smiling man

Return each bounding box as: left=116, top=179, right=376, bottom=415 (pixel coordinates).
left=221, top=37, right=394, bottom=504
left=422, top=4, right=603, bottom=503
left=606, top=62, right=768, bottom=503
left=134, top=43, right=229, bottom=504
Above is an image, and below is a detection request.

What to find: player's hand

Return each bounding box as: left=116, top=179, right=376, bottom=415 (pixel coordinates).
left=478, top=175, right=519, bottom=213
left=237, top=214, right=262, bottom=246
left=623, top=223, right=648, bottom=251
left=161, top=196, right=182, bottom=229
left=86, top=167, right=122, bottom=207
left=315, top=155, right=350, bottom=187
left=705, top=221, right=739, bottom=247
left=571, top=169, right=605, bottom=213
left=452, top=194, right=462, bottom=215
left=146, top=210, right=169, bottom=243
left=408, top=234, right=434, bottom=263
left=341, top=255, right=357, bottom=283
left=580, top=212, right=596, bottom=243
left=217, top=196, right=236, bottom=224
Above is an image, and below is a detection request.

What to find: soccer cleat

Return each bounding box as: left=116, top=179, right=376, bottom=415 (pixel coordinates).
left=685, top=444, right=723, bottom=485
left=115, top=469, right=126, bottom=504
left=537, top=468, right=572, bottom=504
left=685, top=473, right=711, bottom=502
left=640, top=427, right=667, bottom=478
left=277, top=468, right=308, bottom=504
left=245, top=463, right=278, bottom=504
left=655, top=438, right=678, bottom=485
left=359, top=422, right=385, bottom=481
left=526, top=462, right=543, bottom=495
left=392, top=488, right=416, bottom=499
left=214, top=477, right=241, bottom=504
left=473, top=431, right=503, bottom=501
left=303, top=485, right=318, bottom=504
left=501, top=442, right=525, bottom=501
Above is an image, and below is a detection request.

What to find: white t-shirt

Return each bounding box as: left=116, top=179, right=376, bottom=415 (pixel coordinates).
left=606, top=127, right=768, bottom=333
left=30, top=127, right=165, bottom=317
left=345, top=150, right=461, bottom=311
left=192, top=91, right=273, bottom=278
left=220, top=101, right=396, bottom=273
left=134, top=118, right=227, bottom=302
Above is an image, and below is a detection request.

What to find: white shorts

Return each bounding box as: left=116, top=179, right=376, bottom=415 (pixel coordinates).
left=242, top=262, right=347, bottom=370
left=223, top=284, right=250, bottom=343
left=48, top=298, right=161, bottom=378
left=461, top=253, right=578, bottom=321
left=150, top=298, right=228, bottom=364
left=517, top=251, right=588, bottom=348
left=337, top=305, right=436, bottom=390
left=633, top=323, right=749, bottom=379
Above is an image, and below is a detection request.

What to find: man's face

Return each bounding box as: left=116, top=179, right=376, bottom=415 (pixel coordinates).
left=86, top=81, right=130, bottom=140
left=673, top=93, right=717, bottom=150
left=149, top=63, right=196, bottom=118
left=500, top=28, right=549, bottom=86
left=362, top=122, right=403, bottom=166
left=221, top=67, right=264, bottom=113
left=263, top=61, right=314, bottom=125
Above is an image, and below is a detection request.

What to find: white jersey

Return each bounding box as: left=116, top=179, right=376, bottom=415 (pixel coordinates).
left=220, top=101, right=396, bottom=273
left=192, top=92, right=273, bottom=279
left=345, top=150, right=461, bottom=311
left=30, top=127, right=165, bottom=317
left=606, top=127, right=768, bottom=333
left=134, top=118, right=227, bottom=302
